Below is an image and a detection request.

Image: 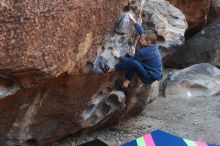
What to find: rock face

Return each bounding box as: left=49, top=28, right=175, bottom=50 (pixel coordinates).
left=1, top=73, right=120, bottom=146
left=164, top=63, right=220, bottom=98
left=124, top=80, right=159, bottom=118
left=168, top=0, right=210, bottom=37
left=165, top=18, right=220, bottom=68
left=211, top=0, right=220, bottom=15
left=0, top=73, right=159, bottom=146
left=0, top=0, right=127, bottom=82
left=208, top=0, right=220, bottom=24
left=94, top=0, right=188, bottom=66
left=0, top=0, right=161, bottom=146
left=141, top=0, right=188, bottom=58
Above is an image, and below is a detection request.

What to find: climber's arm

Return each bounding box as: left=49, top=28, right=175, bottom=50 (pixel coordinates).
left=128, top=14, right=144, bottom=35
left=134, top=23, right=144, bottom=35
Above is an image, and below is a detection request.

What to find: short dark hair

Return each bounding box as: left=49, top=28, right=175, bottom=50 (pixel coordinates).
left=141, top=30, right=157, bottom=43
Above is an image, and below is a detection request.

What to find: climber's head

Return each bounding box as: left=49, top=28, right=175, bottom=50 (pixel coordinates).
left=139, top=30, right=157, bottom=47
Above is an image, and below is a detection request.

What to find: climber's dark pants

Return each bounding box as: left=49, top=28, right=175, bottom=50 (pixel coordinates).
left=115, top=56, right=154, bottom=84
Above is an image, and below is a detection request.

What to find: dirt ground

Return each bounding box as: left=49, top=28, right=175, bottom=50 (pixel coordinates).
left=56, top=92, right=220, bottom=146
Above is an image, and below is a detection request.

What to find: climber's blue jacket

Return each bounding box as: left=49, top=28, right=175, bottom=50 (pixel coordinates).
left=132, top=23, right=163, bottom=80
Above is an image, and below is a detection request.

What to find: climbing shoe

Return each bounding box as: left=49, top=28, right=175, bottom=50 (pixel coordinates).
left=115, top=79, right=124, bottom=90
left=115, top=79, right=128, bottom=95
left=99, top=62, right=110, bottom=73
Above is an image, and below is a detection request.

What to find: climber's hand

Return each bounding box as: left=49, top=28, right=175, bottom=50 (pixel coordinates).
left=122, top=80, right=130, bottom=89
left=128, top=14, right=137, bottom=23
left=112, top=49, right=120, bottom=58
left=130, top=46, right=136, bottom=56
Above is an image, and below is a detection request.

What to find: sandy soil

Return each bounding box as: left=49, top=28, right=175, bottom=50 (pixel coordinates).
left=56, top=93, right=220, bottom=146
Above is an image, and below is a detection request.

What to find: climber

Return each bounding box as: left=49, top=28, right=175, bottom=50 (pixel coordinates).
left=99, top=14, right=163, bottom=90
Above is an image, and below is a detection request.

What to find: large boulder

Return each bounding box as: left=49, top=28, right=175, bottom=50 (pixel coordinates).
left=165, top=18, right=220, bottom=68
left=0, top=0, right=127, bottom=83
left=164, top=63, right=220, bottom=98
left=0, top=0, right=160, bottom=146
left=168, top=0, right=210, bottom=37
left=0, top=73, right=159, bottom=146
left=124, top=80, right=159, bottom=118
left=1, top=73, right=121, bottom=146
left=141, top=0, right=188, bottom=58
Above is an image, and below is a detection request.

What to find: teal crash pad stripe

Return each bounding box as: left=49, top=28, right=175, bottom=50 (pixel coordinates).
left=122, top=130, right=220, bottom=146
